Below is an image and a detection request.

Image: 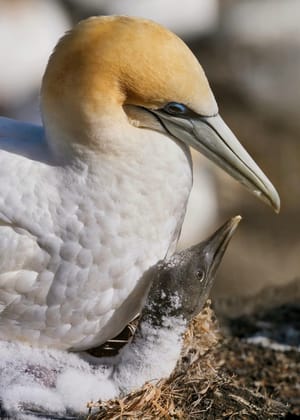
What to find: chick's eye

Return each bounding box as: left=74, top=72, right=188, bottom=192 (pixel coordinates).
left=164, top=102, right=188, bottom=116
left=196, top=269, right=205, bottom=282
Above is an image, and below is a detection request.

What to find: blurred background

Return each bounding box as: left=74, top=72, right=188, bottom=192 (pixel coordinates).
left=0, top=0, right=299, bottom=319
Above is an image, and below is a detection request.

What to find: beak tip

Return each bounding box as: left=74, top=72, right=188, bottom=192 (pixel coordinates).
left=273, top=197, right=281, bottom=214
left=269, top=189, right=281, bottom=214
left=233, top=215, right=242, bottom=223
left=229, top=214, right=242, bottom=234
left=254, top=183, right=280, bottom=213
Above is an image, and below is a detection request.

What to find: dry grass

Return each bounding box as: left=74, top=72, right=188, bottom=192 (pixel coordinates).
left=85, top=302, right=289, bottom=419
left=86, top=303, right=220, bottom=419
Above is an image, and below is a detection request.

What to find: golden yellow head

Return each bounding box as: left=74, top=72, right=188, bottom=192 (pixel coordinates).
left=41, top=15, right=217, bottom=123
left=41, top=15, right=280, bottom=212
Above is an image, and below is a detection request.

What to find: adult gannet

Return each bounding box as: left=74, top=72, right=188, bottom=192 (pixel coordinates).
left=0, top=216, right=240, bottom=418
left=0, top=16, right=279, bottom=351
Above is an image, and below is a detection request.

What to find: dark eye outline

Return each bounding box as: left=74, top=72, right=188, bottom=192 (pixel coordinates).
left=163, top=102, right=188, bottom=116
left=196, top=269, right=205, bottom=282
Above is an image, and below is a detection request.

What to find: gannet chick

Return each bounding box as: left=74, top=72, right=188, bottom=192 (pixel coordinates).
left=113, top=215, right=241, bottom=395
left=0, top=216, right=240, bottom=419
left=0, top=16, right=279, bottom=351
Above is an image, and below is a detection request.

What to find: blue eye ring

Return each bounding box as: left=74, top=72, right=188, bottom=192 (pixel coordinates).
left=164, top=102, right=188, bottom=115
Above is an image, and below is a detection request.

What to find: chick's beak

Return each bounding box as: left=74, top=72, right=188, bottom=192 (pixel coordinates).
left=204, top=215, right=241, bottom=278
left=153, top=111, right=280, bottom=212
left=188, top=215, right=241, bottom=313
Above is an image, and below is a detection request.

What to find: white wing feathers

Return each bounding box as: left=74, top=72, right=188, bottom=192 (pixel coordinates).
left=0, top=117, right=53, bottom=313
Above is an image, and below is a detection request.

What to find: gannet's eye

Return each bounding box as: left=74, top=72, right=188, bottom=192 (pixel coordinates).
left=164, top=102, right=188, bottom=116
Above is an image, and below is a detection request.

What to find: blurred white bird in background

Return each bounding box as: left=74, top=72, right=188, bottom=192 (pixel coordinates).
left=0, top=0, right=70, bottom=122
left=177, top=151, right=218, bottom=250
left=69, top=0, right=218, bottom=39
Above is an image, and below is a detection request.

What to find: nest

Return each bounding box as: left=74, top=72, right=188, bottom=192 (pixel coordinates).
left=85, top=302, right=289, bottom=419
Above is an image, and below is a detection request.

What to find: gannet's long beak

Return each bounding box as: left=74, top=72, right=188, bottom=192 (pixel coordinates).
left=152, top=111, right=280, bottom=212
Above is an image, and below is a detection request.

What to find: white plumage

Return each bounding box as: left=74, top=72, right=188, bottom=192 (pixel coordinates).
left=0, top=115, right=191, bottom=350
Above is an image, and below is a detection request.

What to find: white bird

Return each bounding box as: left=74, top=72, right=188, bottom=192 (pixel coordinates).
left=0, top=216, right=240, bottom=418
left=0, top=16, right=279, bottom=351
left=0, top=0, right=70, bottom=120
